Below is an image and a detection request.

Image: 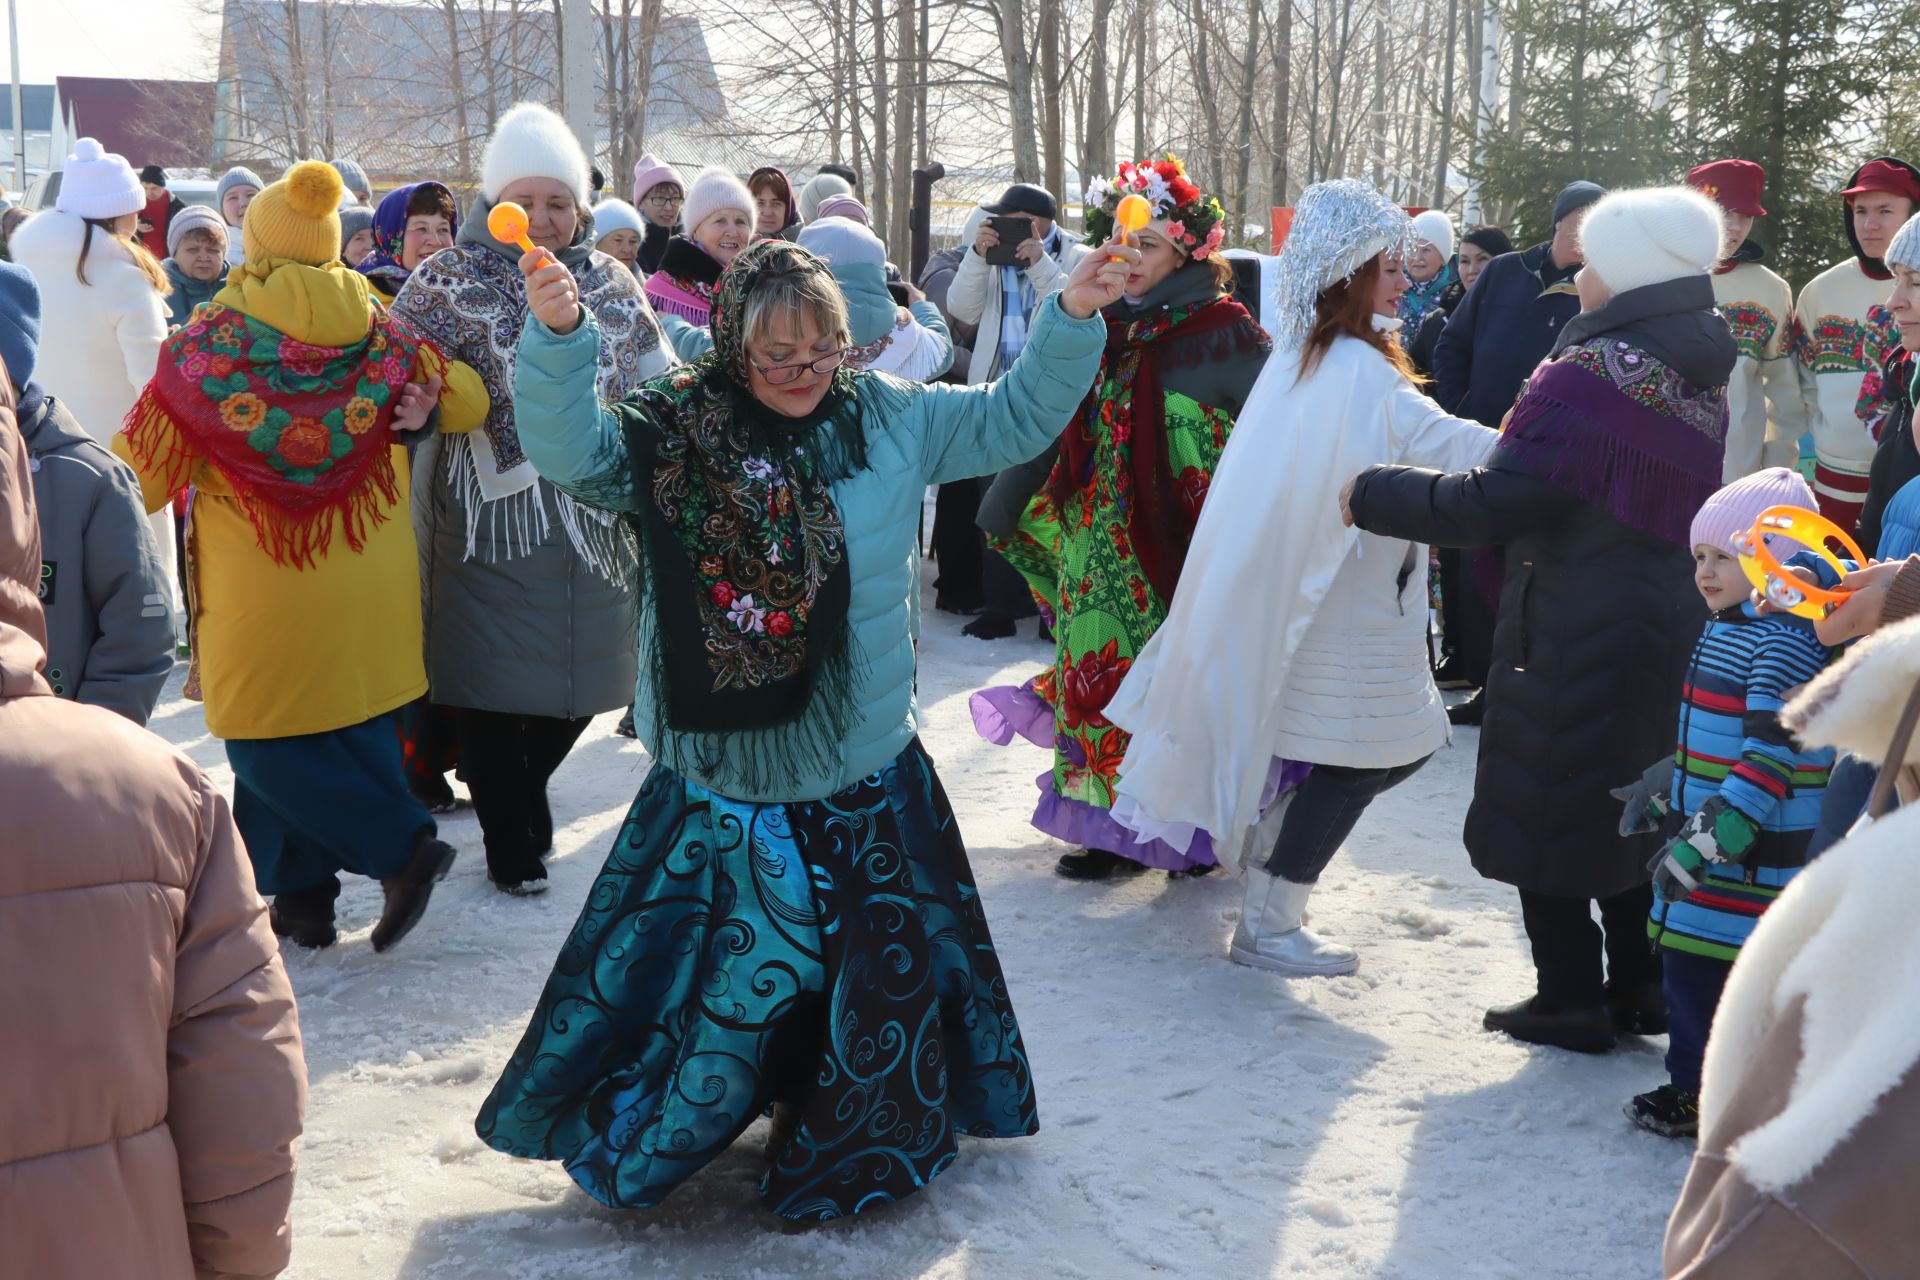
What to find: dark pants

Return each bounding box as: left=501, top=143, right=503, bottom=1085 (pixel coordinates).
left=1517, top=883, right=1662, bottom=1009
left=454, top=708, right=591, bottom=878
left=1808, top=754, right=1879, bottom=859
left=1264, top=756, right=1431, bottom=883
left=1436, top=548, right=1493, bottom=686
left=929, top=479, right=986, bottom=608
left=1663, top=949, right=1731, bottom=1094
left=981, top=548, right=1039, bottom=621
left=227, top=710, right=434, bottom=896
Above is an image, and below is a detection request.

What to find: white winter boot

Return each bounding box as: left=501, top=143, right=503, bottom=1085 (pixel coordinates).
left=1228, top=870, right=1359, bottom=976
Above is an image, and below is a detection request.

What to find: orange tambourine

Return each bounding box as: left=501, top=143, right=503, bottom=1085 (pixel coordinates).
left=1732, top=505, right=1864, bottom=620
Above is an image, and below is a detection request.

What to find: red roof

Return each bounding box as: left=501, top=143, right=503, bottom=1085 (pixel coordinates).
left=55, top=77, right=216, bottom=170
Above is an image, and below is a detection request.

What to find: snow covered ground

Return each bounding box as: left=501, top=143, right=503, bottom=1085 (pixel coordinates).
left=153, top=565, right=1693, bottom=1280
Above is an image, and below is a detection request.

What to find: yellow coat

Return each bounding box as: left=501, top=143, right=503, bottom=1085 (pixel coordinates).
left=114, top=259, right=489, bottom=741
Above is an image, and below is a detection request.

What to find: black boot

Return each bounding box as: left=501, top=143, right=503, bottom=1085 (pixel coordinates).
left=962, top=611, right=1018, bottom=640
left=1167, top=862, right=1217, bottom=881
left=1483, top=995, right=1616, bottom=1054
left=371, top=832, right=457, bottom=952
left=1054, top=848, right=1146, bottom=881
left=270, top=878, right=341, bottom=950
left=1448, top=690, right=1486, bottom=726
left=1626, top=1083, right=1700, bottom=1138
left=1607, top=981, right=1669, bottom=1036
left=615, top=705, right=638, bottom=739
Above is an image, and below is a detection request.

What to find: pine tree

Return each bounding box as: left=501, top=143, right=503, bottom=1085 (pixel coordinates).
left=1468, top=0, right=1684, bottom=242
left=1683, top=0, right=1888, bottom=287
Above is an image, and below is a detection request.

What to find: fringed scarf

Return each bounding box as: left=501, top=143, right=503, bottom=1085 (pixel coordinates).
left=644, top=237, right=723, bottom=325
left=1047, top=293, right=1268, bottom=601
left=125, top=301, right=431, bottom=568
left=618, top=239, right=871, bottom=791
left=1497, top=335, right=1729, bottom=549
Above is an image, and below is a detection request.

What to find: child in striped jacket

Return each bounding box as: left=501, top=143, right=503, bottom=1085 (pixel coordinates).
left=1620, top=468, right=1836, bottom=1138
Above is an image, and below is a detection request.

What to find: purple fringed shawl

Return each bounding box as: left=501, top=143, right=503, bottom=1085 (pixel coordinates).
left=1495, top=337, right=1729, bottom=550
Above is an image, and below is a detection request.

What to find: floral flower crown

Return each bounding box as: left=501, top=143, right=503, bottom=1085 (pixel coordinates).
left=1083, top=155, right=1228, bottom=260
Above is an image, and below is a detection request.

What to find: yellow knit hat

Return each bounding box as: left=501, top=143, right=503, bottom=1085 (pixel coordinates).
left=243, top=160, right=344, bottom=267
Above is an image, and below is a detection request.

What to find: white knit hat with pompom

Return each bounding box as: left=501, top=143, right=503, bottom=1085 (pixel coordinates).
left=55, top=138, right=145, bottom=220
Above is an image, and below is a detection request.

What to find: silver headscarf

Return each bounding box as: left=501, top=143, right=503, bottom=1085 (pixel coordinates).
left=1269, top=179, right=1418, bottom=354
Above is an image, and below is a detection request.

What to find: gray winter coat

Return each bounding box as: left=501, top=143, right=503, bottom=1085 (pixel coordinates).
left=21, top=388, right=173, bottom=723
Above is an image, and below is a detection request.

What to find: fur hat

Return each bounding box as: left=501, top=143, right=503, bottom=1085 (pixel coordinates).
left=54, top=138, right=145, bottom=220
left=244, top=160, right=345, bottom=267
left=165, top=204, right=226, bottom=258
left=1579, top=186, right=1723, bottom=295
left=1411, top=210, right=1455, bottom=260
left=683, top=167, right=754, bottom=238
left=1689, top=467, right=1818, bottom=556
left=482, top=102, right=591, bottom=203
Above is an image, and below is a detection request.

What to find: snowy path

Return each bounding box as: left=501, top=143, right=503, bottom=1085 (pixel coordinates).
left=154, top=567, right=1690, bottom=1279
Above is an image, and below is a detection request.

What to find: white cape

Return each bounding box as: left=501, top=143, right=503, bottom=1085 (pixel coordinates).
left=1104, top=329, right=1492, bottom=870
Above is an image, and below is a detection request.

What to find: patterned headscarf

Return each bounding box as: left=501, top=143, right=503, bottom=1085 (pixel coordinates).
left=357, top=182, right=457, bottom=296
left=616, top=238, right=873, bottom=790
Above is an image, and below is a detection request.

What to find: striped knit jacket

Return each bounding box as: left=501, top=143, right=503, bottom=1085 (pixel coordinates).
left=1650, top=604, right=1835, bottom=961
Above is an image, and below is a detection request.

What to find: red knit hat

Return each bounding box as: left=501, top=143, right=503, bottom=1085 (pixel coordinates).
left=1687, top=159, right=1767, bottom=218
left=1841, top=158, right=1920, bottom=205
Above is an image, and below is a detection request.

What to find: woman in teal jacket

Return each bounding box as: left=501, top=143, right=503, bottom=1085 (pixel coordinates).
left=475, top=237, right=1129, bottom=1220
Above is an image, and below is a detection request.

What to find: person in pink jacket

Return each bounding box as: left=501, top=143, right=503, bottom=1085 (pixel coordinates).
left=0, top=366, right=307, bottom=1277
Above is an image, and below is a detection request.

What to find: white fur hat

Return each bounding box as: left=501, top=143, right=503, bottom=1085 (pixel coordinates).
left=683, top=167, right=754, bottom=239
left=1411, top=209, right=1455, bottom=260
left=482, top=102, right=590, bottom=203
left=1580, top=186, right=1724, bottom=295
left=55, top=138, right=145, bottom=220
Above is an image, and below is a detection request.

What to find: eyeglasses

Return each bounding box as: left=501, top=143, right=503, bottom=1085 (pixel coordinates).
left=751, top=347, right=851, bottom=386
left=646, top=193, right=685, bottom=208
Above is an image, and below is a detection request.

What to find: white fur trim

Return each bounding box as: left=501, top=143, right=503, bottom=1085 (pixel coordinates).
left=1700, top=805, right=1920, bottom=1192
left=483, top=102, right=590, bottom=203
left=1784, top=614, right=1920, bottom=767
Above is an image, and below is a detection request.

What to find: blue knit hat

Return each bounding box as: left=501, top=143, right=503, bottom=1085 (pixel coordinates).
left=0, top=261, right=41, bottom=390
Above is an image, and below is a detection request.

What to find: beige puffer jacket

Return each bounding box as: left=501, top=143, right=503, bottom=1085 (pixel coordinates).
left=0, top=368, right=308, bottom=1279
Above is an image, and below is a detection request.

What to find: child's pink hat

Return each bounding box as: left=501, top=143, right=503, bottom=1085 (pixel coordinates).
left=1690, top=467, right=1818, bottom=555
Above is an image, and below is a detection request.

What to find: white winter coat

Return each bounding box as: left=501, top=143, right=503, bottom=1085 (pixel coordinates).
left=944, top=211, right=1090, bottom=384
left=1106, top=327, right=1497, bottom=863
left=10, top=209, right=177, bottom=613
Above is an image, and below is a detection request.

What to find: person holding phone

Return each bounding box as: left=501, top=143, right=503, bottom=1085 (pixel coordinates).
left=945, top=182, right=1089, bottom=386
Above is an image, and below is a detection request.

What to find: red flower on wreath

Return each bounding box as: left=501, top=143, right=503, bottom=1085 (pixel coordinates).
left=1062, top=639, right=1131, bottom=728
left=277, top=417, right=334, bottom=468
left=710, top=581, right=737, bottom=608
left=1169, top=176, right=1201, bottom=207
left=766, top=611, right=794, bottom=638
left=1175, top=466, right=1211, bottom=516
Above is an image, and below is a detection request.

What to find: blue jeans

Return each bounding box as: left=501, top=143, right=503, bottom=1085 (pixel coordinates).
left=1263, top=756, right=1431, bottom=884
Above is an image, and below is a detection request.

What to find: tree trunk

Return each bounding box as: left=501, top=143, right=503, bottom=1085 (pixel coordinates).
left=1433, top=0, right=1458, bottom=207
left=1507, top=0, right=1529, bottom=133
left=1132, top=0, right=1146, bottom=160
left=999, top=0, right=1042, bottom=180
left=915, top=0, right=929, bottom=163
left=1370, top=0, right=1385, bottom=187
left=1268, top=0, right=1291, bottom=206
left=1231, top=0, right=1260, bottom=237
left=870, top=0, right=891, bottom=238
left=1078, top=0, right=1115, bottom=212
left=1040, top=0, right=1065, bottom=201
left=891, top=0, right=915, bottom=256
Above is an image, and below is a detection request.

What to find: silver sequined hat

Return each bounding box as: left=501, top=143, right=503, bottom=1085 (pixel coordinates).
left=1269, top=179, right=1417, bottom=353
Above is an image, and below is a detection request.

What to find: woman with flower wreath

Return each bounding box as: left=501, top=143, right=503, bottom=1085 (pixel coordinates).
left=473, top=236, right=1137, bottom=1219
left=113, top=160, right=490, bottom=953
left=968, top=155, right=1272, bottom=881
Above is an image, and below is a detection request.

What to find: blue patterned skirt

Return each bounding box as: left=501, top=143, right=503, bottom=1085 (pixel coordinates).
left=475, top=738, right=1039, bottom=1220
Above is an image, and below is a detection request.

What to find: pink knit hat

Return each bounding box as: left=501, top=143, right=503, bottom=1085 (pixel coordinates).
left=813, top=194, right=870, bottom=226
left=631, top=153, right=686, bottom=205
left=1689, top=467, right=1818, bottom=556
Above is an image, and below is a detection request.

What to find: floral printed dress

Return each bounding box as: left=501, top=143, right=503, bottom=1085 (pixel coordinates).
left=973, top=316, right=1250, bottom=870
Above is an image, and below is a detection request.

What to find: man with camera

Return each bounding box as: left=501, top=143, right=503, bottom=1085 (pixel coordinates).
left=945, top=182, right=1091, bottom=385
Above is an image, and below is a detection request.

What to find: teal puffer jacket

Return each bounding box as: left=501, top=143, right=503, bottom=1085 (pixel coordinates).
left=514, top=293, right=1104, bottom=801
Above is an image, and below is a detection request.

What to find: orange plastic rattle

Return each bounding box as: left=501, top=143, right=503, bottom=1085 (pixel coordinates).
left=487, top=201, right=540, bottom=258
left=1111, top=193, right=1151, bottom=261
left=1732, top=505, right=1865, bottom=620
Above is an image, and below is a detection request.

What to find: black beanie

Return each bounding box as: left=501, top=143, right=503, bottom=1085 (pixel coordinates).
left=138, top=164, right=168, bottom=187
left=1462, top=226, right=1513, bottom=258
left=1552, top=181, right=1606, bottom=226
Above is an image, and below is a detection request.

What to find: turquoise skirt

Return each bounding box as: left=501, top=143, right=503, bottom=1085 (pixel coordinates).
left=475, top=739, right=1038, bottom=1220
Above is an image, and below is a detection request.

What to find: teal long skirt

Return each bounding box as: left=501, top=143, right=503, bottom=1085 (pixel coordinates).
left=475, top=738, right=1039, bottom=1220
